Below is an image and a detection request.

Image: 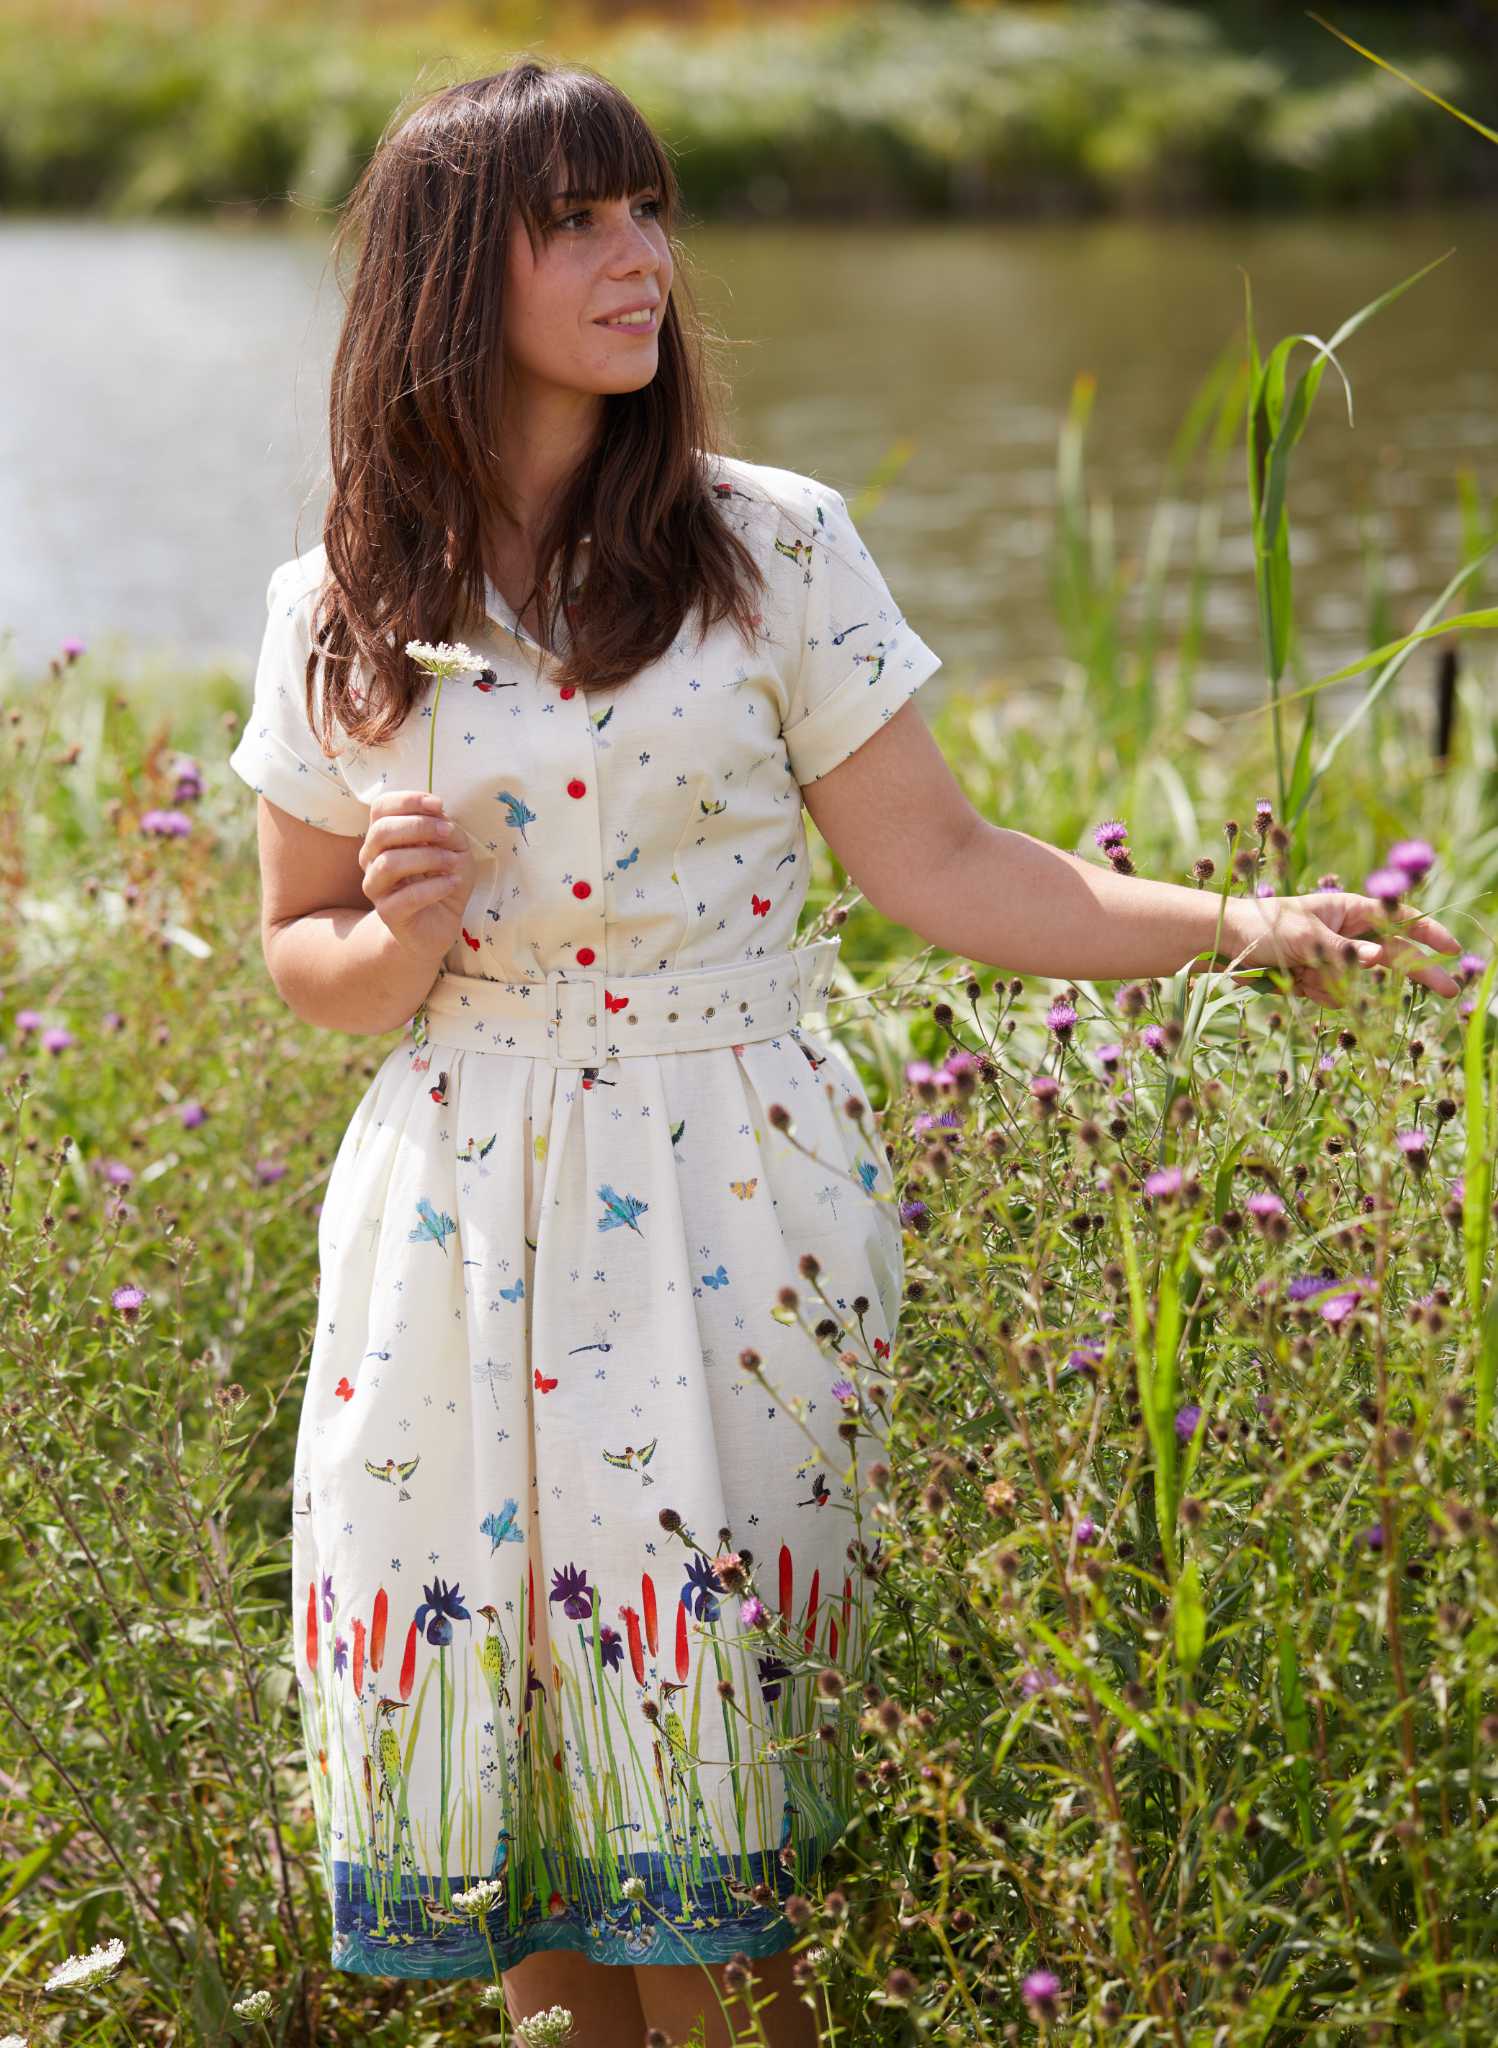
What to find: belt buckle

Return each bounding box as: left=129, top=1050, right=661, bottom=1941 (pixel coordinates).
left=545, top=966, right=609, bottom=1069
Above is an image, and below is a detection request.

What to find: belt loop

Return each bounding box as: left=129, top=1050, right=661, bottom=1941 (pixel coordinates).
left=796, top=935, right=840, bottom=1019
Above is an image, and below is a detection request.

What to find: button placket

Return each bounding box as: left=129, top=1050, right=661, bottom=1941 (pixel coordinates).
left=556, top=671, right=606, bottom=991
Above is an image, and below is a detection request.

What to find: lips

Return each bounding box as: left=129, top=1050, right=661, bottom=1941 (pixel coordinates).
left=594, top=303, right=660, bottom=322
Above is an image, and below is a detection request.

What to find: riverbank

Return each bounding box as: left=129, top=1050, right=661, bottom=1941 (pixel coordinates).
left=3, top=0, right=1494, bottom=221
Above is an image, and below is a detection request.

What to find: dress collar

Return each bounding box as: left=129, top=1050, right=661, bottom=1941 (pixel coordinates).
left=481, top=533, right=592, bottom=661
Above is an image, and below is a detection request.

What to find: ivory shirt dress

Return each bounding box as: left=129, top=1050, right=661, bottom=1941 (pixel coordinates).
left=227, top=451, right=944, bottom=1976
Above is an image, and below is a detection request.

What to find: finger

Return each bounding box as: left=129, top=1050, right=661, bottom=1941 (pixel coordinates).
left=1382, top=900, right=1460, bottom=953
left=1366, top=938, right=1462, bottom=999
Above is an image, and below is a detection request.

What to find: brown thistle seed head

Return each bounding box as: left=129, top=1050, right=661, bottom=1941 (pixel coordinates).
left=783, top=1893, right=813, bottom=1926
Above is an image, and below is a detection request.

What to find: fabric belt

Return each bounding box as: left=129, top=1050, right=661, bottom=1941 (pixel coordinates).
left=408, top=936, right=842, bottom=1069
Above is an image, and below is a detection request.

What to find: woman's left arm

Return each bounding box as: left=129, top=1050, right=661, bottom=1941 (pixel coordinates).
left=800, top=710, right=1462, bottom=1005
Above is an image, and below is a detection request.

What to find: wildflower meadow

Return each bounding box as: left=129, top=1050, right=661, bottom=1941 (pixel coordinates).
left=7, top=100, right=1498, bottom=2048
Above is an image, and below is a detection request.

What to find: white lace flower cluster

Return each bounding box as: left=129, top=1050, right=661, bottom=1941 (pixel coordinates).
left=405, top=639, right=479, bottom=678
left=43, top=1937, right=126, bottom=1993
left=449, top=1874, right=505, bottom=1914
left=516, top=2003, right=576, bottom=2045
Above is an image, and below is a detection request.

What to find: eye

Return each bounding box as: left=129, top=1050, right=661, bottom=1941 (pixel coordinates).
left=556, top=196, right=664, bottom=231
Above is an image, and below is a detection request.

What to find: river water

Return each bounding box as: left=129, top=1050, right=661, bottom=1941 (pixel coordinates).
left=1, top=203, right=1492, bottom=711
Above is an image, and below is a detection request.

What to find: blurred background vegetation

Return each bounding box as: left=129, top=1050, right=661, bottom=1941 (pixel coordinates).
left=4, top=0, right=1498, bottom=220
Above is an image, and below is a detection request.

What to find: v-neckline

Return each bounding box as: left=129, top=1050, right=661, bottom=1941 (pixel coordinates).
left=483, top=533, right=593, bottom=666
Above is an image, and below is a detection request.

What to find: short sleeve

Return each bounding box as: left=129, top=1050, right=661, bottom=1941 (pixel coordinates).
left=227, top=559, right=372, bottom=836
left=779, top=485, right=943, bottom=788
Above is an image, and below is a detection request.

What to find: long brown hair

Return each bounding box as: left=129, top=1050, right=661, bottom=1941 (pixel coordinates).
left=299, top=58, right=767, bottom=757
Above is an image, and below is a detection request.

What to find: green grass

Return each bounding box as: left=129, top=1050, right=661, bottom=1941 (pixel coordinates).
left=4, top=259, right=1498, bottom=2043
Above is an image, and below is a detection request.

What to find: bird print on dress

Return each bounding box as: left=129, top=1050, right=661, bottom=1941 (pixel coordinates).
left=602, top=1436, right=659, bottom=1484
left=366, top=1454, right=421, bottom=1502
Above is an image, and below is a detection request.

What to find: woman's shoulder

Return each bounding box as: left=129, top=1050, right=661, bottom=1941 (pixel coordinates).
left=706, top=451, right=842, bottom=537
left=264, top=543, right=330, bottom=617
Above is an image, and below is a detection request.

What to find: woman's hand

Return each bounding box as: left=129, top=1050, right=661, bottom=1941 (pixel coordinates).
left=358, top=791, right=481, bottom=961
left=1203, top=891, right=1463, bottom=1008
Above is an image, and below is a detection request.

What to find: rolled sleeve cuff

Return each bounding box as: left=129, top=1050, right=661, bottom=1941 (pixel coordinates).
left=228, top=727, right=370, bottom=836
left=782, top=627, right=943, bottom=788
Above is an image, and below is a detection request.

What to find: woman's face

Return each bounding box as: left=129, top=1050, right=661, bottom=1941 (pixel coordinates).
left=502, top=179, right=673, bottom=401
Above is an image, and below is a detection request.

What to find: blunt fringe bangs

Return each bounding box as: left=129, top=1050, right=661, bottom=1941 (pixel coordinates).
left=296, top=57, right=768, bottom=758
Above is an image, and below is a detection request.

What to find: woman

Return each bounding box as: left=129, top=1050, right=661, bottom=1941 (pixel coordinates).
left=228, top=55, right=1462, bottom=2048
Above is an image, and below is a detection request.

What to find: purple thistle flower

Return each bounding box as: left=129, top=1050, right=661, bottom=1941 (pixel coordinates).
left=178, top=1100, right=207, bottom=1128
left=1175, top=1403, right=1203, bottom=1444
left=740, top=1595, right=767, bottom=1627
left=1396, top=1128, right=1429, bottom=1157
left=1359, top=1522, right=1386, bottom=1552
left=1458, top=953, right=1486, bottom=979
left=1029, top=1073, right=1060, bottom=1102
left=1386, top=838, right=1434, bottom=880
left=1021, top=1969, right=1062, bottom=2013
left=1018, top=1664, right=1059, bottom=1699
left=1145, top=1165, right=1183, bottom=1200
left=1141, top=1023, right=1167, bottom=1055
left=1093, top=820, right=1129, bottom=851
left=1045, top=999, right=1078, bottom=1039
left=899, top=1199, right=929, bottom=1226
left=1246, top=1190, right=1285, bottom=1217
left=140, top=808, right=193, bottom=838
left=1096, top=1042, right=1122, bottom=1071
left=830, top=1377, right=856, bottom=1401
left=111, top=1283, right=146, bottom=1318
left=1255, top=881, right=1277, bottom=899
left=102, top=1160, right=134, bottom=1186
left=1064, top=1343, right=1104, bottom=1378
left=1321, top=1286, right=1363, bottom=1325
left=14, top=1009, right=42, bottom=1034
left=61, top=637, right=86, bottom=660
left=1254, top=798, right=1273, bottom=828
left=254, top=1159, right=287, bottom=1186
left=1286, top=1268, right=1340, bottom=1302
left=1075, top=1516, right=1099, bottom=1547
left=1365, top=867, right=1408, bottom=906
left=41, top=1026, right=75, bottom=1054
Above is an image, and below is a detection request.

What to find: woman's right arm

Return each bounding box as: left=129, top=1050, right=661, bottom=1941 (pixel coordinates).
left=258, top=789, right=477, bottom=1037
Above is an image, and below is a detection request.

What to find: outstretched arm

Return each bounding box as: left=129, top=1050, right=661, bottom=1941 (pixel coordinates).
left=801, top=702, right=1462, bottom=1001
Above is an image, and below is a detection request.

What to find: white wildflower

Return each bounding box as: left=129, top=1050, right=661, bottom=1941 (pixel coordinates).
left=405, top=639, right=479, bottom=678
left=1, top=2032, right=30, bottom=2047
left=43, top=1936, right=126, bottom=1992
left=450, top=1875, right=505, bottom=1914
left=477, top=1984, right=508, bottom=2009
left=517, top=2003, right=576, bottom=2045
left=232, top=1990, right=274, bottom=2021
left=620, top=1874, right=646, bottom=1899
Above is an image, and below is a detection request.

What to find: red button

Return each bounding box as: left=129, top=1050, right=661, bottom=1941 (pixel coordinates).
left=567, top=777, right=586, bottom=798
left=559, top=684, right=576, bottom=699
left=572, top=881, right=592, bottom=899
left=577, top=946, right=596, bottom=966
